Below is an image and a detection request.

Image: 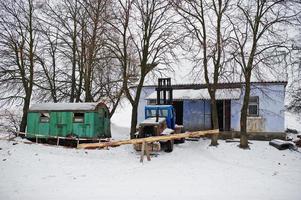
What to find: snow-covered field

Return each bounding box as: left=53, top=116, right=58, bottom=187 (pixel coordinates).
left=0, top=122, right=301, bottom=200
left=1, top=102, right=301, bottom=200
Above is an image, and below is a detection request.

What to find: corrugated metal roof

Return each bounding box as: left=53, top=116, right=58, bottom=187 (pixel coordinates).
left=139, top=81, right=287, bottom=89
left=146, top=88, right=241, bottom=100
left=29, top=102, right=107, bottom=112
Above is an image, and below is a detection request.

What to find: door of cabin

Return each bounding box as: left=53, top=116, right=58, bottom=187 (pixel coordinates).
left=217, top=100, right=231, bottom=131
left=172, top=101, right=183, bottom=125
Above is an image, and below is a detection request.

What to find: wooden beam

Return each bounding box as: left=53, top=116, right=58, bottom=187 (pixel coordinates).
left=77, top=129, right=219, bottom=149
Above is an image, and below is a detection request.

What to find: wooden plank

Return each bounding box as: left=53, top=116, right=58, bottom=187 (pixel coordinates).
left=77, top=129, right=219, bottom=149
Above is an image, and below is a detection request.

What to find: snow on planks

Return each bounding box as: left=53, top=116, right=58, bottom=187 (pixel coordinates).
left=77, top=129, right=219, bottom=149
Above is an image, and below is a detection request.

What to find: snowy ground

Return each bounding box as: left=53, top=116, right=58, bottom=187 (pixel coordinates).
left=1, top=103, right=301, bottom=200
left=0, top=123, right=301, bottom=200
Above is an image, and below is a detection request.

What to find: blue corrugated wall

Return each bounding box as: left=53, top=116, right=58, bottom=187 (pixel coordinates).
left=139, top=83, right=286, bottom=133
left=183, top=100, right=212, bottom=131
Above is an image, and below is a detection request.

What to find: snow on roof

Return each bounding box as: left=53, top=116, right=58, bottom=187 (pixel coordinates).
left=145, top=105, right=173, bottom=109
left=29, top=102, right=107, bottom=112
left=146, top=88, right=241, bottom=100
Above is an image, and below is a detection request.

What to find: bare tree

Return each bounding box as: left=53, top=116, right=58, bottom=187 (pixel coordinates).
left=43, top=0, right=83, bottom=102
left=92, top=57, right=124, bottom=117
left=0, top=0, right=39, bottom=132
left=35, top=26, right=61, bottom=103
left=38, top=0, right=123, bottom=114
left=288, top=16, right=301, bottom=116
left=172, top=0, right=232, bottom=145
left=78, top=0, right=109, bottom=102
left=106, top=0, right=180, bottom=138
left=229, top=0, right=299, bottom=148
left=0, top=109, right=21, bottom=133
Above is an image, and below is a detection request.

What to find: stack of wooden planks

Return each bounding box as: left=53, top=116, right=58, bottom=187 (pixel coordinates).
left=77, top=129, right=219, bottom=149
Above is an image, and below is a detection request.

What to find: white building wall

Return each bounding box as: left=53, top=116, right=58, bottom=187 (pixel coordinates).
left=137, top=87, right=156, bottom=124
left=231, top=84, right=285, bottom=132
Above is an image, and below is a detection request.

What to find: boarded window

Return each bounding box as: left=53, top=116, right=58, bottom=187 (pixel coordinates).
left=74, top=113, right=84, bottom=123
left=248, top=96, right=259, bottom=116
left=40, top=112, right=50, bottom=123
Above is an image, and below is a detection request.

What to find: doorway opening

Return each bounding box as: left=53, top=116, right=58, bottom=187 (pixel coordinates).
left=172, top=101, right=183, bottom=125
left=216, top=100, right=231, bottom=131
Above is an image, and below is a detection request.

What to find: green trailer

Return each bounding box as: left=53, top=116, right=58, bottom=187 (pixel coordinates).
left=26, top=102, right=111, bottom=139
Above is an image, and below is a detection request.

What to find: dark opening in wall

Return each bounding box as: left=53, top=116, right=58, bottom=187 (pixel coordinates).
left=73, top=113, right=84, bottom=123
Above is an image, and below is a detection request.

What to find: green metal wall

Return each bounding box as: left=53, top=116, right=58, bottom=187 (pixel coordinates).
left=26, top=109, right=111, bottom=139
left=27, top=112, right=49, bottom=138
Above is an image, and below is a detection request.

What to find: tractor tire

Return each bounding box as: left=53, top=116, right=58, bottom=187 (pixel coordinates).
left=164, top=140, right=174, bottom=153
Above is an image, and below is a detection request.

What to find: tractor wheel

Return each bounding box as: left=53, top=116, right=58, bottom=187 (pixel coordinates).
left=164, top=140, right=174, bottom=153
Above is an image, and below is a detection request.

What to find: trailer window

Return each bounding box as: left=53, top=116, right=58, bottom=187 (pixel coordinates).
left=74, top=113, right=84, bottom=123
left=40, top=112, right=50, bottom=123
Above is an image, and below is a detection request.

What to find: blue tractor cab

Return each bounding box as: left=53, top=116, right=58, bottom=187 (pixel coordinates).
left=145, top=105, right=175, bottom=129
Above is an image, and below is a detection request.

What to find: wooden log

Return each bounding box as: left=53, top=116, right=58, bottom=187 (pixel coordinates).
left=77, top=129, right=219, bottom=149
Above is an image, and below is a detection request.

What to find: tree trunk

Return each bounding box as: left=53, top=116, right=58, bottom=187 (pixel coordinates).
left=70, top=42, right=76, bottom=103
left=210, top=96, right=219, bottom=146
left=20, top=98, right=33, bottom=132
left=130, top=102, right=138, bottom=139
left=70, top=15, right=77, bottom=103
left=129, top=76, right=145, bottom=139
left=76, top=67, right=83, bottom=102
left=84, top=63, right=93, bottom=102
left=240, top=75, right=251, bottom=148
left=20, top=0, right=34, bottom=132
left=109, top=91, right=123, bottom=118
left=20, top=95, right=31, bottom=132
left=84, top=77, right=93, bottom=102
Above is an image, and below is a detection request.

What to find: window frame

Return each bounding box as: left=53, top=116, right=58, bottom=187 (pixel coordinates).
left=248, top=96, right=259, bottom=117
left=73, top=112, right=85, bottom=123
left=40, top=112, right=50, bottom=123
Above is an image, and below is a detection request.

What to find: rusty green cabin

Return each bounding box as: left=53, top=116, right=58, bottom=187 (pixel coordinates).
left=27, top=102, right=111, bottom=139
